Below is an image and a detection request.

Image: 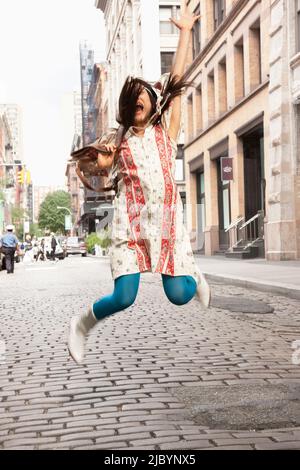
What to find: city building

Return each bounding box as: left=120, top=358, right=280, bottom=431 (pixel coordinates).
left=89, top=63, right=108, bottom=139
left=79, top=42, right=95, bottom=146
left=181, top=0, right=300, bottom=261
left=26, top=179, right=34, bottom=225
left=77, top=44, right=111, bottom=234
left=64, top=90, right=85, bottom=234
left=65, top=160, right=84, bottom=235
left=0, top=104, right=23, bottom=163
left=182, top=0, right=267, bottom=255
left=282, top=0, right=300, bottom=260
left=95, top=0, right=181, bottom=125
left=0, top=112, right=14, bottom=233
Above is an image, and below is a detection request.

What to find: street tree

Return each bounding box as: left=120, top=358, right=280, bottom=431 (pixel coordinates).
left=38, top=190, right=71, bottom=234
left=11, top=206, right=28, bottom=239
left=30, top=222, right=43, bottom=238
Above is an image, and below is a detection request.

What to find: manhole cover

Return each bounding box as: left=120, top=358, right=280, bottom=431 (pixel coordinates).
left=170, top=384, right=300, bottom=430
left=211, top=296, right=274, bottom=314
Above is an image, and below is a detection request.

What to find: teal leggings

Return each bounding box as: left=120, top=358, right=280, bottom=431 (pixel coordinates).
left=93, top=273, right=197, bottom=321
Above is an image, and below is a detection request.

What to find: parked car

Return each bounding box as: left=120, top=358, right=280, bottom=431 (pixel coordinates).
left=65, top=237, right=87, bottom=257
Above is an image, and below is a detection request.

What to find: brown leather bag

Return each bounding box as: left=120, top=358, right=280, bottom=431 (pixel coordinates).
left=70, top=126, right=124, bottom=193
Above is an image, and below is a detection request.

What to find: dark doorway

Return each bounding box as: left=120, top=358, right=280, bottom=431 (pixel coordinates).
left=243, top=124, right=265, bottom=222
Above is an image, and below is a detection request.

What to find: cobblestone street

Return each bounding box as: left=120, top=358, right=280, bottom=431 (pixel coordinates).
left=1, top=256, right=300, bottom=450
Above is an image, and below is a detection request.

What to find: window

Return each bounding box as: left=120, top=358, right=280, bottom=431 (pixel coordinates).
left=207, top=71, right=215, bottom=123
left=218, top=59, right=227, bottom=115
left=195, top=85, right=203, bottom=132
left=175, top=145, right=184, bottom=181
left=187, top=94, right=194, bottom=140
left=234, top=38, right=245, bottom=102
left=161, top=52, right=174, bottom=75
left=297, top=0, right=300, bottom=52
left=249, top=20, right=262, bottom=89
left=214, top=0, right=225, bottom=31
left=159, top=6, right=180, bottom=34
left=175, top=159, right=184, bottom=181
left=297, top=105, right=300, bottom=174
left=196, top=172, right=205, bottom=248
left=192, top=4, right=201, bottom=59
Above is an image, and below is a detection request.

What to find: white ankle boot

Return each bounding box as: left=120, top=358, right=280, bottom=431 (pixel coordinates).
left=68, top=306, right=98, bottom=364
left=196, top=272, right=211, bottom=308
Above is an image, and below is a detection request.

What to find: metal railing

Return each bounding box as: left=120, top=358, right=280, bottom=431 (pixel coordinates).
left=239, top=210, right=264, bottom=243
left=225, top=216, right=244, bottom=250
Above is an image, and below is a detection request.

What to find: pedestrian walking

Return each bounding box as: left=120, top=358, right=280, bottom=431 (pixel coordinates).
left=68, top=3, right=210, bottom=365
left=36, top=238, right=46, bottom=262
left=0, top=225, right=19, bottom=274
left=50, top=233, right=57, bottom=261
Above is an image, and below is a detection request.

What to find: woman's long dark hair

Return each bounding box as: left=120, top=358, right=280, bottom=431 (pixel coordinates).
left=116, top=74, right=193, bottom=137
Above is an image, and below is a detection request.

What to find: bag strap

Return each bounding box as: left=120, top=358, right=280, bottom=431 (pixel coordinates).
left=110, top=125, right=124, bottom=168
left=75, top=165, right=115, bottom=193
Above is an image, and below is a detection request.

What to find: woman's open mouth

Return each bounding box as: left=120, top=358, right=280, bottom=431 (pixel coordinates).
left=135, top=102, right=144, bottom=114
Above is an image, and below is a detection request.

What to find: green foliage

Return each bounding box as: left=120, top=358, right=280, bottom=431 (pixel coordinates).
left=0, top=178, right=6, bottom=201
left=98, top=228, right=112, bottom=249
left=30, top=223, right=43, bottom=238
left=85, top=230, right=112, bottom=253
left=85, top=233, right=102, bottom=254
left=38, top=191, right=71, bottom=234
left=11, top=206, right=27, bottom=240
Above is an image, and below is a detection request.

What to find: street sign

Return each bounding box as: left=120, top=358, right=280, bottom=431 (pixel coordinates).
left=65, top=215, right=72, bottom=230
left=221, top=157, right=233, bottom=181
left=23, top=220, right=30, bottom=234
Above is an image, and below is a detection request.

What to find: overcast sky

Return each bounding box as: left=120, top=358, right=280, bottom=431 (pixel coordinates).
left=0, top=0, right=106, bottom=187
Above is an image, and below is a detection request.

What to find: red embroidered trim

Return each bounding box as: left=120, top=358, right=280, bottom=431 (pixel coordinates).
left=154, top=125, right=177, bottom=276
left=119, top=140, right=151, bottom=272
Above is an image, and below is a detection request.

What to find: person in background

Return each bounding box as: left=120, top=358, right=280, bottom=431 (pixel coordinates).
left=50, top=233, right=57, bottom=262
left=36, top=238, right=46, bottom=262
left=0, top=225, right=19, bottom=274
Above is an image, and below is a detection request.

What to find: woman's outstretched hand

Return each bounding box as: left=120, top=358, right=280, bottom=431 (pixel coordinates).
left=170, top=2, right=201, bottom=31
left=97, top=144, right=117, bottom=169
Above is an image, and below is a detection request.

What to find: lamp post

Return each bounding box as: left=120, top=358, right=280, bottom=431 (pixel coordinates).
left=56, top=206, right=73, bottom=235
left=56, top=206, right=72, bottom=215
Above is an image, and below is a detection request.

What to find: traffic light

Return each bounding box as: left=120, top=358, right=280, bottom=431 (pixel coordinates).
left=17, top=168, right=24, bottom=185
left=26, top=170, right=31, bottom=185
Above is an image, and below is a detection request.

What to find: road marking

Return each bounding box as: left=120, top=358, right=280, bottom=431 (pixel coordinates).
left=25, top=267, right=56, bottom=271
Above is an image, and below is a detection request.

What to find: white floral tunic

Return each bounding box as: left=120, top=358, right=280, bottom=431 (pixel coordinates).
left=109, top=122, right=201, bottom=285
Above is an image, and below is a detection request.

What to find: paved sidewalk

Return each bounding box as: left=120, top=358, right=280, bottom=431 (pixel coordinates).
left=195, top=255, right=300, bottom=300
left=1, top=257, right=300, bottom=450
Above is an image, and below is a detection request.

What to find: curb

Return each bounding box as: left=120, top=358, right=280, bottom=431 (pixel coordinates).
left=203, top=272, right=300, bottom=301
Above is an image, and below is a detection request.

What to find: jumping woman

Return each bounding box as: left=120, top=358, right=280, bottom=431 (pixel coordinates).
left=68, top=2, right=211, bottom=365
